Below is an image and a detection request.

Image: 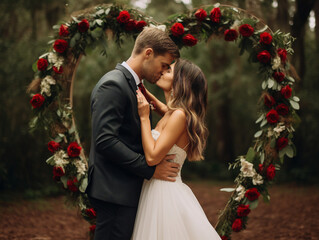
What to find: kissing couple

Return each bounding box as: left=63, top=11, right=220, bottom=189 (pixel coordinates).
left=86, top=27, right=221, bottom=240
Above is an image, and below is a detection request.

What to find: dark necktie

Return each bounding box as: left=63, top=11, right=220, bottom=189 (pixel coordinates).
left=138, top=82, right=156, bottom=110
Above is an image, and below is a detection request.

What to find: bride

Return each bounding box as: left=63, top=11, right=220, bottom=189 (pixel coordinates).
left=132, top=59, right=221, bottom=240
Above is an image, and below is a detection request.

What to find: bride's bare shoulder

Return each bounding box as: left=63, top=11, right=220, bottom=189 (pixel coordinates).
left=167, top=109, right=186, bottom=123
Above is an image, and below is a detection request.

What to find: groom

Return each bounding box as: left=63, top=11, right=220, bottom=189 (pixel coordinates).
left=86, top=27, right=180, bottom=240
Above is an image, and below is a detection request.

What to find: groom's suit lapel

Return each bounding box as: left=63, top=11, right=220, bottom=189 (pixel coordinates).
left=115, top=64, right=137, bottom=94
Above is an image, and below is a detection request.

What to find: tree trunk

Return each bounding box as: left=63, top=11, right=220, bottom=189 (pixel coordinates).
left=315, top=0, right=319, bottom=51
left=276, top=0, right=290, bottom=32
left=291, top=0, right=316, bottom=81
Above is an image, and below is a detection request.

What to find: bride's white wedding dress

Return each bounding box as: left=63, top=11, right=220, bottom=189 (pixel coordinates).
left=131, top=129, right=221, bottom=240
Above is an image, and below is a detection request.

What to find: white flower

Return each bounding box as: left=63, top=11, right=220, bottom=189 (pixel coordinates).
left=40, top=76, right=56, bottom=97
left=53, top=150, right=69, bottom=169
left=252, top=173, right=264, bottom=185
left=235, top=185, right=246, bottom=201
left=267, top=127, right=274, bottom=137
left=149, top=24, right=166, bottom=32
left=48, top=52, right=64, bottom=68
left=240, top=158, right=255, bottom=177
left=274, top=123, right=286, bottom=135
left=272, top=55, right=281, bottom=70
left=73, top=160, right=87, bottom=176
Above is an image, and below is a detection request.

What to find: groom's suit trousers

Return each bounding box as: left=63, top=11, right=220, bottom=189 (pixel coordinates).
left=88, top=196, right=137, bottom=240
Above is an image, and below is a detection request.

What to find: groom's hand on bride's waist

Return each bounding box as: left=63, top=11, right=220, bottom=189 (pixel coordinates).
left=153, top=155, right=180, bottom=182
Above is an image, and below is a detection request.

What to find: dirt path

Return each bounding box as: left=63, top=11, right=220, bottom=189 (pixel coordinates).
left=1, top=181, right=318, bottom=240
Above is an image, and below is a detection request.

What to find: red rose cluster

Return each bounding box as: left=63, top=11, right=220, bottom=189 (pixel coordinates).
left=67, top=177, right=78, bottom=192
left=85, top=208, right=97, bottom=219
left=30, top=93, right=45, bottom=109
left=259, top=163, right=276, bottom=180
left=170, top=22, right=198, bottom=47
left=67, top=142, right=82, bottom=158
left=116, top=11, right=147, bottom=32
left=53, top=166, right=65, bottom=181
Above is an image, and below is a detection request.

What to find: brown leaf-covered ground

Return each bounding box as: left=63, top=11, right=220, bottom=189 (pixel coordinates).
left=1, top=181, right=318, bottom=240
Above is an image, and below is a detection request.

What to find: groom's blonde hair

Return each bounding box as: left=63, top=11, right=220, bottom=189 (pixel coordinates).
left=133, top=27, right=180, bottom=58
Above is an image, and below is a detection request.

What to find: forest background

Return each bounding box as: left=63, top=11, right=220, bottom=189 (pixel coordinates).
left=1, top=0, right=319, bottom=198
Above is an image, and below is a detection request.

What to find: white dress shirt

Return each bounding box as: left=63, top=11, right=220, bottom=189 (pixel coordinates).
left=121, top=61, right=141, bottom=89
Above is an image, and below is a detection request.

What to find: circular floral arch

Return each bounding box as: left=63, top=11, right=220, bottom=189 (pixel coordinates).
left=28, top=3, right=300, bottom=239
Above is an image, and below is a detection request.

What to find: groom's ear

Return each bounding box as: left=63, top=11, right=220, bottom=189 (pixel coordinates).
left=144, top=48, right=153, bottom=59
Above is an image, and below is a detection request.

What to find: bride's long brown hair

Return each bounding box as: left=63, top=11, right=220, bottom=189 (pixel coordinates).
left=167, top=59, right=208, bottom=161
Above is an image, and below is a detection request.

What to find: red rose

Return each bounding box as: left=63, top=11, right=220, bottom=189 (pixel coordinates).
left=135, top=20, right=147, bottom=31
left=259, top=32, right=272, bottom=45
left=258, top=163, right=264, bottom=173
left=59, top=24, right=69, bottom=37
left=195, top=8, right=207, bottom=21
left=273, top=71, right=285, bottom=83
left=239, top=24, right=254, bottom=37
left=281, top=85, right=292, bottom=99
left=125, top=19, right=136, bottom=31
left=237, top=204, right=251, bottom=217
left=264, top=95, right=276, bottom=108
left=37, top=58, right=48, bottom=71
left=221, top=236, right=228, bottom=240
left=171, top=23, right=184, bottom=37
left=266, top=109, right=279, bottom=124
left=85, top=208, right=97, bottom=219
left=48, top=141, right=60, bottom=153
left=117, top=10, right=130, bottom=24
left=232, top=218, right=243, bottom=232
left=78, top=19, right=90, bottom=33
left=67, top=177, right=78, bottom=192
left=182, top=34, right=198, bottom=46
left=245, top=188, right=260, bottom=201
left=53, top=39, right=68, bottom=54
left=53, top=166, right=65, bottom=178
left=257, top=50, right=271, bottom=64
left=277, top=48, right=287, bottom=63
left=210, top=8, right=221, bottom=23
left=30, top=94, right=45, bottom=109
left=67, top=142, right=82, bottom=158
left=89, top=225, right=96, bottom=233
left=276, top=103, right=289, bottom=116
left=224, top=29, right=238, bottom=41
left=266, top=164, right=276, bottom=180
left=53, top=66, right=63, bottom=74
left=276, top=137, right=288, bottom=150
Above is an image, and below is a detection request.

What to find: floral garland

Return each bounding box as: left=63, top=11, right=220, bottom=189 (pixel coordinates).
left=28, top=3, right=299, bottom=239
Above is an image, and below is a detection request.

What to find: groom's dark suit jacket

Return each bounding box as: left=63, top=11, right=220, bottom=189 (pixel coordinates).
left=86, top=64, right=155, bottom=207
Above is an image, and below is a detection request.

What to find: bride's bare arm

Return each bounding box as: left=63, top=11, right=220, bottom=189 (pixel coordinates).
left=137, top=90, right=186, bottom=166
left=144, top=88, right=168, bottom=116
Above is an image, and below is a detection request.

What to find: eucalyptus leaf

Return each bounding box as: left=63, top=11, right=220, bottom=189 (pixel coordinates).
left=32, top=61, right=38, bottom=72
left=105, top=8, right=110, bottom=15
left=287, top=76, right=295, bottom=82
left=255, top=114, right=264, bottom=124
left=289, top=100, right=300, bottom=110
left=220, top=188, right=235, bottom=192
left=52, top=25, right=60, bottom=30
left=292, top=96, right=300, bottom=102
left=96, top=9, right=105, bottom=15
left=260, top=152, right=265, bottom=164
left=285, top=145, right=294, bottom=158
left=248, top=199, right=259, bottom=209
left=46, top=156, right=55, bottom=166
left=270, top=138, right=276, bottom=148
left=255, top=25, right=268, bottom=34
left=267, top=78, right=274, bottom=89
left=246, top=147, right=255, bottom=163
left=79, top=177, right=88, bottom=193
left=60, top=176, right=68, bottom=189
left=260, top=118, right=267, bottom=127
left=254, top=130, right=263, bottom=138
left=262, top=81, right=267, bottom=90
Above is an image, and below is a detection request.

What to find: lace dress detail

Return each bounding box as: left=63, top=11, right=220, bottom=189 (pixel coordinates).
left=131, top=130, right=221, bottom=240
